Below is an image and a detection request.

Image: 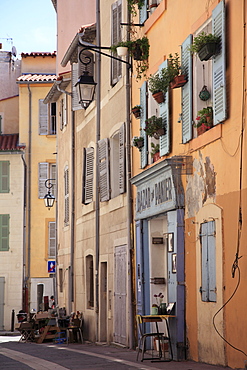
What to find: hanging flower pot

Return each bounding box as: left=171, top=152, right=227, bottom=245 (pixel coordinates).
left=197, top=41, right=220, bottom=61
left=170, top=74, right=187, bottom=89
left=117, top=46, right=128, bottom=56
left=133, top=44, right=142, bottom=60
left=199, top=85, right=210, bottom=101
left=153, top=128, right=166, bottom=139
left=153, top=152, right=160, bottom=162
left=152, top=91, right=164, bottom=104
left=131, top=105, right=141, bottom=119
left=132, top=136, right=144, bottom=151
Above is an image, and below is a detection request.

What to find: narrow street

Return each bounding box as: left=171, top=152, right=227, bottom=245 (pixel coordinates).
left=0, top=335, right=233, bottom=370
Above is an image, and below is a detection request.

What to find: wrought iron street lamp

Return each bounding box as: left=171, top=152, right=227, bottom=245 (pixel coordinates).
left=44, top=179, right=56, bottom=209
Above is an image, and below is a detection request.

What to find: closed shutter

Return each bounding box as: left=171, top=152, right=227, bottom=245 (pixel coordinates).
left=72, top=63, right=82, bottom=111
left=201, top=221, right=216, bottom=302
left=78, top=49, right=94, bottom=77
left=38, top=163, right=49, bottom=198
left=0, top=214, right=9, bottom=251
left=39, top=99, right=48, bottom=135
left=99, top=138, right=110, bottom=202
left=140, top=82, right=147, bottom=168
left=60, top=99, right=64, bottom=131
left=182, top=34, right=193, bottom=143
left=0, top=161, right=9, bottom=193
left=50, top=164, right=56, bottom=197
left=119, top=123, right=126, bottom=194
left=48, top=221, right=56, bottom=258
left=139, top=0, right=147, bottom=24
left=159, top=60, right=170, bottom=156
left=111, top=0, right=122, bottom=85
left=83, top=147, right=94, bottom=204
left=212, top=0, right=226, bottom=124
left=64, top=167, right=69, bottom=225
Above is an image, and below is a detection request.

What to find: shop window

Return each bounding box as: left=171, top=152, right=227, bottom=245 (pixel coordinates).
left=200, top=220, right=216, bottom=302
left=82, top=147, right=94, bottom=204
left=38, top=162, right=56, bottom=199
left=39, top=100, right=56, bottom=135
left=0, top=214, right=9, bottom=251
left=86, top=255, right=94, bottom=308
left=0, top=161, right=9, bottom=193
left=182, top=0, right=226, bottom=142
left=111, top=0, right=122, bottom=85
left=64, top=166, right=69, bottom=225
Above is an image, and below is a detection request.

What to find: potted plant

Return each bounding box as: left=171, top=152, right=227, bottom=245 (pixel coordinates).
left=132, top=136, right=144, bottom=150
left=148, top=73, right=166, bottom=103
left=189, top=32, right=221, bottom=61
left=131, top=105, right=141, bottom=119
left=151, top=143, right=160, bottom=162
left=144, top=116, right=165, bottom=138
left=110, top=40, right=132, bottom=56
left=194, top=107, right=213, bottom=135
left=167, top=53, right=187, bottom=89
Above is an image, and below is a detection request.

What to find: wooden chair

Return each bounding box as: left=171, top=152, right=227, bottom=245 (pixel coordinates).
left=136, top=315, right=164, bottom=362
left=18, top=322, right=35, bottom=342
left=66, top=317, right=83, bottom=344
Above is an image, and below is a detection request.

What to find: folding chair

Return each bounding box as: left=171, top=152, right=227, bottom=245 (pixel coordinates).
left=18, top=322, right=35, bottom=342
left=136, top=315, right=164, bottom=362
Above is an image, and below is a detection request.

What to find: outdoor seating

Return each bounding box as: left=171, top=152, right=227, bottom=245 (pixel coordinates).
left=136, top=315, right=164, bottom=362
left=66, top=317, right=83, bottom=344
left=18, top=322, right=35, bottom=342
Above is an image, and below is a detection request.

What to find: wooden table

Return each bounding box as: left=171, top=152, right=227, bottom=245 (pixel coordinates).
left=141, top=315, right=176, bottom=361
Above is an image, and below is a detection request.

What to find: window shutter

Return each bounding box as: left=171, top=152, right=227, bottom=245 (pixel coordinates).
left=159, top=60, right=170, bottom=156
left=182, top=34, right=193, bottom=143
left=64, top=167, right=69, bottom=225
left=139, top=0, right=147, bottom=24
left=50, top=164, right=56, bottom=198
left=111, top=0, right=122, bottom=85
left=48, top=221, right=56, bottom=258
left=119, top=123, right=126, bottom=194
left=60, top=99, right=64, bottom=131
left=140, top=82, right=148, bottom=168
left=72, top=63, right=81, bottom=111
left=0, top=161, right=9, bottom=193
left=201, top=223, right=209, bottom=302
left=212, top=0, right=226, bottom=124
left=208, top=221, right=216, bottom=302
left=83, top=147, right=94, bottom=204
left=99, top=138, right=110, bottom=202
left=39, top=99, right=48, bottom=135
left=38, top=162, right=49, bottom=198
left=0, top=214, right=9, bottom=251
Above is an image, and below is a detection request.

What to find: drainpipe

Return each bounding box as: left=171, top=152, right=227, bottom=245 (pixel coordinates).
left=27, top=83, right=32, bottom=313
left=95, top=0, right=101, bottom=342
left=69, top=109, right=75, bottom=313
left=21, top=154, right=27, bottom=311
left=126, top=7, right=134, bottom=350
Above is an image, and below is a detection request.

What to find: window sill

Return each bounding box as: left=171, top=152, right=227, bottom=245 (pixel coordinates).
left=189, top=124, right=222, bottom=151
left=46, top=134, right=56, bottom=138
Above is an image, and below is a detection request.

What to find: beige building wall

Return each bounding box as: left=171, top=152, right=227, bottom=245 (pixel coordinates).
left=0, top=96, right=19, bottom=134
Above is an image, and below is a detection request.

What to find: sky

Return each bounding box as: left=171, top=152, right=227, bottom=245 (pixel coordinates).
left=0, top=0, right=57, bottom=58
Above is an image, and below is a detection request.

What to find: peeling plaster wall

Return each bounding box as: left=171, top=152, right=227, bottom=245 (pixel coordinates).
left=186, top=152, right=216, bottom=218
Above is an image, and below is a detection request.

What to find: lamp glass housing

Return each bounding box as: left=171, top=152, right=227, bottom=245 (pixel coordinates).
left=75, top=71, right=97, bottom=109
left=44, top=192, right=55, bottom=209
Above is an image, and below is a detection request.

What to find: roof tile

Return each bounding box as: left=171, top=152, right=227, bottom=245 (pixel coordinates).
left=17, top=74, right=57, bottom=82
left=0, top=134, right=25, bottom=151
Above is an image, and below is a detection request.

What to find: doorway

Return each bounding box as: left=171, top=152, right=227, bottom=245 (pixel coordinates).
left=0, top=277, right=5, bottom=330
left=99, top=262, right=107, bottom=342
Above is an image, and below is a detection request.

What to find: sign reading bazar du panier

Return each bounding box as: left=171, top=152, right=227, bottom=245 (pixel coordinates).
left=131, top=161, right=178, bottom=220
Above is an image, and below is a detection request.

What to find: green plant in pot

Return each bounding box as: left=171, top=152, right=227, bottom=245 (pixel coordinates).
left=144, top=116, right=165, bottom=138
left=151, top=142, right=160, bottom=157
left=110, top=40, right=133, bottom=55
left=131, top=37, right=150, bottom=79
left=131, top=105, right=142, bottom=119
left=189, top=32, right=220, bottom=61
left=194, top=107, right=213, bottom=135
left=132, top=136, right=144, bottom=150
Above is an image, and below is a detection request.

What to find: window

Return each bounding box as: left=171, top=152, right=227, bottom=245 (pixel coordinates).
left=200, top=221, right=216, bottom=302
left=48, top=221, right=56, bottom=258
left=111, top=0, right=122, bottom=85
left=39, top=99, right=56, bottom=135
left=0, top=161, right=9, bottom=193
left=38, top=163, right=56, bottom=199
left=64, top=166, right=69, bottom=225
left=182, top=0, right=226, bottom=142
left=82, top=147, right=94, bottom=204
left=0, top=214, right=9, bottom=251
left=86, top=255, right=94, bottom=308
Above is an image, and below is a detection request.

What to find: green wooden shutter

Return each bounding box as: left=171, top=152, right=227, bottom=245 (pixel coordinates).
left=48, top=221, right=56, bottom=258
left=99, top=138, right=110, bottom=202
left=182, top=34, right=193, bottom=143
left=83, top=147, right=94, bottom=204
left=159, top=60, right=170, bottom=156
left=0, top=214, right=9, bottom=251
left=139, top=0, right=147, bottom=24
left=0, top=161, right=9, bottom=193
left=140, top=82, right=147, bottom=168
left=212, top=0, right=226, bottom=124
left=38, top=162, right=49, bottom=198
left=119, top=123, right=126, bottom=194
left=39, top=99, right=48, bottom=135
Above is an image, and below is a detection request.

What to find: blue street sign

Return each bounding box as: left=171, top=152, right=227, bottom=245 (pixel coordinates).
left=48, top=261, right=56, bottom=273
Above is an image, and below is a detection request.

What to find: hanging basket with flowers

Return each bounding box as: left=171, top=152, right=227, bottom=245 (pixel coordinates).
left=144, top=116, right=165, bottom=138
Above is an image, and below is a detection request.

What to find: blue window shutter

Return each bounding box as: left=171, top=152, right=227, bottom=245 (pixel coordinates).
left=139, top=0, right=147, bottom=24
left=159, top=60, right=170, bottom=156
left=201, top=223, right=209, bottom=302
left=140, top=82, right=148, bottom=169
left=208, top=221, right=216, bottom=302
left=181, top=34, right=193, bottom=143
left=212, top=0, right=226, bottom=125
